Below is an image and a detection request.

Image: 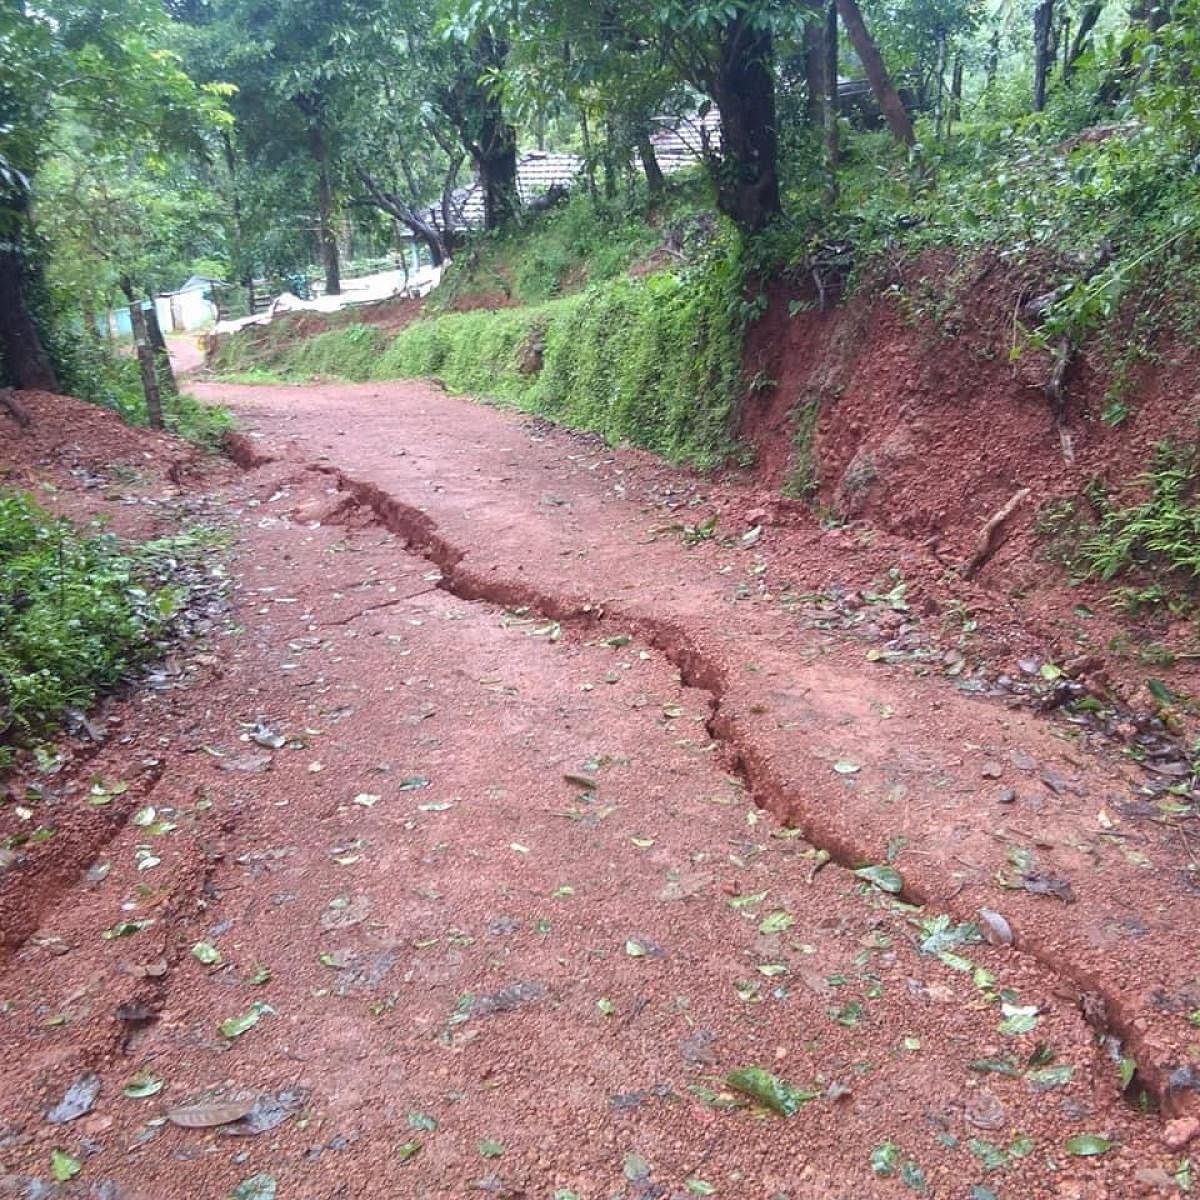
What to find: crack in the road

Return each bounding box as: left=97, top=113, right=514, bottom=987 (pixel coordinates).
left=256, top=462, right=1167, bottom=1117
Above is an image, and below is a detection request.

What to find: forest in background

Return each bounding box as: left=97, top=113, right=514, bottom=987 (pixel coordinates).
left=1, top=0, right=1198, bottom=430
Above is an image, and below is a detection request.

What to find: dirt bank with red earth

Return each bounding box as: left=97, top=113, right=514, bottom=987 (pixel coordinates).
left=0, top=382, right=1196, bottom=1198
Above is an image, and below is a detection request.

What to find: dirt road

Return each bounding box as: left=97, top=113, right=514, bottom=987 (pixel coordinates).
left=0, top=378, right=1195, bottom=1199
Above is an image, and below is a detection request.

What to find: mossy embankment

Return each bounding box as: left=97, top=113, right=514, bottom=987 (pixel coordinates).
left=210, top=180, right=749, bottom=468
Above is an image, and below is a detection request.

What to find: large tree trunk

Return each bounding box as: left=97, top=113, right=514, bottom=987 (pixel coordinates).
left=836, top=0, right=916, bottom=146
left=709, top=13, right=782, bottom=234
left=475, top=30, right=518, bottom=230
left=636, top=135, right=665, bottom=194
left=1033, top=0, right=1055, bottom=110
left=949, top=57, right=964, bottom=125
left=0, top=213, right=58, bottom=392
left=307, top=122, right=341, bottom=296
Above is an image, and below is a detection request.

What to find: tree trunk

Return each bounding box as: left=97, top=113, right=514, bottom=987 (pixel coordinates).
left=355, top=169, right=447, bottom=267
left=1033, top=0, right=1055, bottom=110
left=439, top=152, right=464, bottom=242
left=637, top=135, right=665, bottom=194
left=985, top=27, right=1001, bottom=90
left=836, top=0, right=916, bottom=146
left=934, top=29, right=948, bottom=137
left=709, top=13, right=783, bottom=234
left=142, top=299, right=178, bottom=396
left=579, top=108, right=598, bottom=201
left=804, top=17, right=826, bottom=129
left=475, top=30, right=518, bottom=229
left=949, top=57, right=964, bottom=125
left=1097, top=0, right=1145, bottom=104
left=124, top=290, right=164, bottom=430
left=308, top=123, right=341, bottom=296
left=602, top=115, right=618, bottom=200
left=823, top=0, right=840, bottom=207
left=0, top=215, right=58, bottom=392
left=1064, top=0, right=1103, bottom=78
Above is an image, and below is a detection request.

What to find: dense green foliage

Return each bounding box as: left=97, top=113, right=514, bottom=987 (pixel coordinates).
left=433, top=188, right=671, bottom=307
left=0, top=494, right=209, bottom=758
left=1080, top=445, right=1200, bottom=588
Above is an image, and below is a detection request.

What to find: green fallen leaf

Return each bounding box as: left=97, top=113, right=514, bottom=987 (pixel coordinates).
left=407, top=1111, right=438, bottom=1131
left=970, top=1057, right=1021, bottom=1077
left=854, top=864, right=903, bottom=894
left=998, top=1003, right=1039, bottom=1036
left=89, top=778, right=129, bottom=805
left=758, top=910, right=794, bottom=935
left=829, top=1001, right=865, bottom=1027
left=1065, top=1134, right=1113, bottom=1157
left=397, top=1140, right=422, bottom=1162
left=230, top=1174, right=277, bottom=1200
left=1117, top=1056, right=1137, bottom=1089
left=597, top=997, right=615, bottom=1017
left=757, top=963, right=787, bottom=977
left=900, top=1160, right=928, bottom=1193
left=623, top=1152, right=650, bottom=1181
left=1026, top=1064, right=1074, bottom=1089
left=686, top=1181, right=717, bottom=1196
left=728, top=890, right=768, bottom=910
left=479, top=1138, right=504, bottom=1158
left=192, top=941, right=222, bottom=966
left=833, top=760, right=862, bottom=775
left=219, top=1000, right=273, bottom=1040
left=870, top=1142, right=901, bottom=1177
left=968, top=1138, right=1007, bottom=1172
left=724, top=1066, right=817, bottom=1116
left=245, top=964, right=272, bottom=985
left=50, top=1149, right=81, bottom=1182
left=101, top=918, right=152, bottom=940
left=625, top=938, right=647, bottom=957
left=122, top=1071, right=164, bottom=1098
left=1008, top=1136, right=1035, bottom=1160
left=398, top=775, right=431, bottom=791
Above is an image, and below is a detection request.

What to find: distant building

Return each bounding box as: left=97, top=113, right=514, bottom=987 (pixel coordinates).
left=648, top=109, right=722, bottom=173
left=101, top=274, right=221, bottom=340
left=423, top=150, right=584, bottom=235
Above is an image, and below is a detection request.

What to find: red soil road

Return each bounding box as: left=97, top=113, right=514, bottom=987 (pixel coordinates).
left=0, top=382, right=1194, bottom=1198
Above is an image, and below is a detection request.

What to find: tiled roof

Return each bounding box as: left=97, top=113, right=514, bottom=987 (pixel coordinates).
left=649, top=109, right=722, bottom=174
left=415, top=114, right=718, bottom=234
left=424, top=150, right=584, bottom=232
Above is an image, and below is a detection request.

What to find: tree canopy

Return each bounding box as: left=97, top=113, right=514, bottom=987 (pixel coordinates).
left=3, top=0, right=1197, bottom=395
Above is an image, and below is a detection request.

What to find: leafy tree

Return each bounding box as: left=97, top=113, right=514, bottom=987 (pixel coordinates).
left=0, top=0, right=227, bottom=393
